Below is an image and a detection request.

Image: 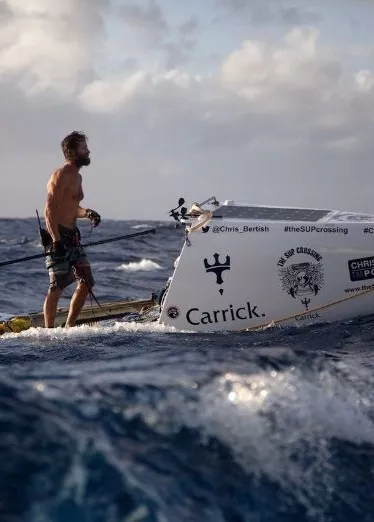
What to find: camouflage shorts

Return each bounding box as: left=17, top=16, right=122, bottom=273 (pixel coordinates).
left=45, top=226, right=95, bottom=291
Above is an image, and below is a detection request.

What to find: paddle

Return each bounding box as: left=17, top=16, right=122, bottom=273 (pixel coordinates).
left=0, top=228, right=156, bottom=268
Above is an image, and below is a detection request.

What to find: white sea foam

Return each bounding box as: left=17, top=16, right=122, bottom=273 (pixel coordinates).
left=0, top=320, right=192, bottom=341
left=116, top=259, right=162, bottom=272
left=130, top=224, right=153, bottom=230
left=182, top=366, right=374, bottom=516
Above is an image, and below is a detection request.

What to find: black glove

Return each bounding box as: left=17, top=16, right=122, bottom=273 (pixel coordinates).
left=86, top=209, right=101, bottom=227
left=51, top=240, right=66, bottom=258
left=39, top=228, right=52, bottom=248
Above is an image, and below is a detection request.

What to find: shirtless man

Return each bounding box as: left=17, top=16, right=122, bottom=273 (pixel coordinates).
left=43, top=131, right=101, bottom=328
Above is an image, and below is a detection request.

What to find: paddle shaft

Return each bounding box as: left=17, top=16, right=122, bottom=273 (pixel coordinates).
left=0, top=228, right=156, bottom=268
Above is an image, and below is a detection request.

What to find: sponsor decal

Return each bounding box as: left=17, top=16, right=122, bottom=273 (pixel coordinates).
left=202, top=226, right=210, bottom=233
left=284, top=225, right=348, bottom=235
left=348, top=256, right=374, bottom=282
left=277, top=247, right=324, bottom=310
left=167, top=306, right=180, bottom=319
left=186, top=301, right=265, bottom=326
left=344, top=283, right=374, bottom=293
left=204, top=253, right=231, bottom=295
left=212, top=225, right=269, bottom=233
left=295, top=312, right=321, bottom=322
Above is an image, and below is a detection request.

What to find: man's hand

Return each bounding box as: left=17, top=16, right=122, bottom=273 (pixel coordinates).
left=51, top=240, right=66, bottom=258
left=86, top=209, right=101, bottom=227
left=40, top=228, right=52, bottom=248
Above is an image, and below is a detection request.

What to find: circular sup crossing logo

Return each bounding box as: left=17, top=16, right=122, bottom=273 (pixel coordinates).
left=277, top=247, right=324, bottom=310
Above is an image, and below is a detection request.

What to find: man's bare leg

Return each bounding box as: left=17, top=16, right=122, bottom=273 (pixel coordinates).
left=65, top=282, right=90, bottom=327
left=44, top=288, right=62, bottom=328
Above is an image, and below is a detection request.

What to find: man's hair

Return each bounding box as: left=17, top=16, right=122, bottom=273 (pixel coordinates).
left=61, top=131, right=88, bottom=160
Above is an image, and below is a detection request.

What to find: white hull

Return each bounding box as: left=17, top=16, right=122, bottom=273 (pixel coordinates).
left=158, top=199, right=374, bottom=332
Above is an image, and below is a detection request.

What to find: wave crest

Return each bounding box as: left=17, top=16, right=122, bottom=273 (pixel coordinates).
left=116, top=259, right=162, bottom=272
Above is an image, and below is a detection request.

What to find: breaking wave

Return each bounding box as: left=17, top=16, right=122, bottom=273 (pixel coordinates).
left=116, top=259, right=162, bottom=272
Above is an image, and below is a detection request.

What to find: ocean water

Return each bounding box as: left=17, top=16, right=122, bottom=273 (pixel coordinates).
left=0, top=217, right=374, bottom=522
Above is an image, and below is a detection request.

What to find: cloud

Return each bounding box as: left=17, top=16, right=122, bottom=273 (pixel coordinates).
left=179, top=16, right=199, bottom=36
left=78, top=71, right=147, bottom=113
left=220, top=28, right=340, bottom=107
left=1, top=4, right=374, bottom=219
left=216, top=0, right=321, bottom=25
left=355, top=69, right=374, bottom=91
left=163, top=16, right=199, bottom=68
left=280, top=6, right=321, bottom=25
left=118, top=1, right=168, bottom=46
left=164, top=39, right=197, bottom=69
left=215, top=27, right=374, bottom=160
left=0, top=1, right=11, bottom=20
left=0, top=0, right=107, bottom=96
left=118, top=3, right=198, bottom=67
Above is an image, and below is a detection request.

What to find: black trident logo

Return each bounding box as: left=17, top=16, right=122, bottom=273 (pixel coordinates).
left=204, top=253, right=231, bottom=295
left=301, top=298, right=310, bottom=310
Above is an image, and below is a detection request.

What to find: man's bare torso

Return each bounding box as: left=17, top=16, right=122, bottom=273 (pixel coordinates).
left=44, top=164, right=84, bottom=235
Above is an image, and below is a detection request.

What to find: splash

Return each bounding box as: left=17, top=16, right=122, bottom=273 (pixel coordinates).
left=116, top=259, right=162, bottom=272
left=130, top=224, right=153, bottom=230
left=0, top=318, right=193, bottom=341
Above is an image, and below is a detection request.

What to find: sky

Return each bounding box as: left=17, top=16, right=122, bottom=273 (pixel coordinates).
left=1, top=0, right=374, bottom=220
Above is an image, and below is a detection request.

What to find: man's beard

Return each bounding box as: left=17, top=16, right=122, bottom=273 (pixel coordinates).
left=75, top=156, right=91, bottom=167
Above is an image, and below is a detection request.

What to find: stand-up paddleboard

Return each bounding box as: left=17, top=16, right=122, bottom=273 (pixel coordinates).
left=0, top=226, right=159, bottom=335
left=0, top=297, right=158, bottom=335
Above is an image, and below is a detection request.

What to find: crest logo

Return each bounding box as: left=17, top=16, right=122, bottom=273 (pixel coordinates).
left=277, top=247, right=324, bottom=310
left=204, top=253, right=231, bottom=295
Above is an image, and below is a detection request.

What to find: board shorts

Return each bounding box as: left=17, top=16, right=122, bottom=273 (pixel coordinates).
left=45, top=225, right=95, bottom=292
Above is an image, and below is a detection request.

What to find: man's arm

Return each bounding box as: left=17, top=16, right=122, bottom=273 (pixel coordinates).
left=77, top=206, right=88, bottom=219
left=78, top=207, right=101, bottom=227
left=44, top=169, right=70, bottom=241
